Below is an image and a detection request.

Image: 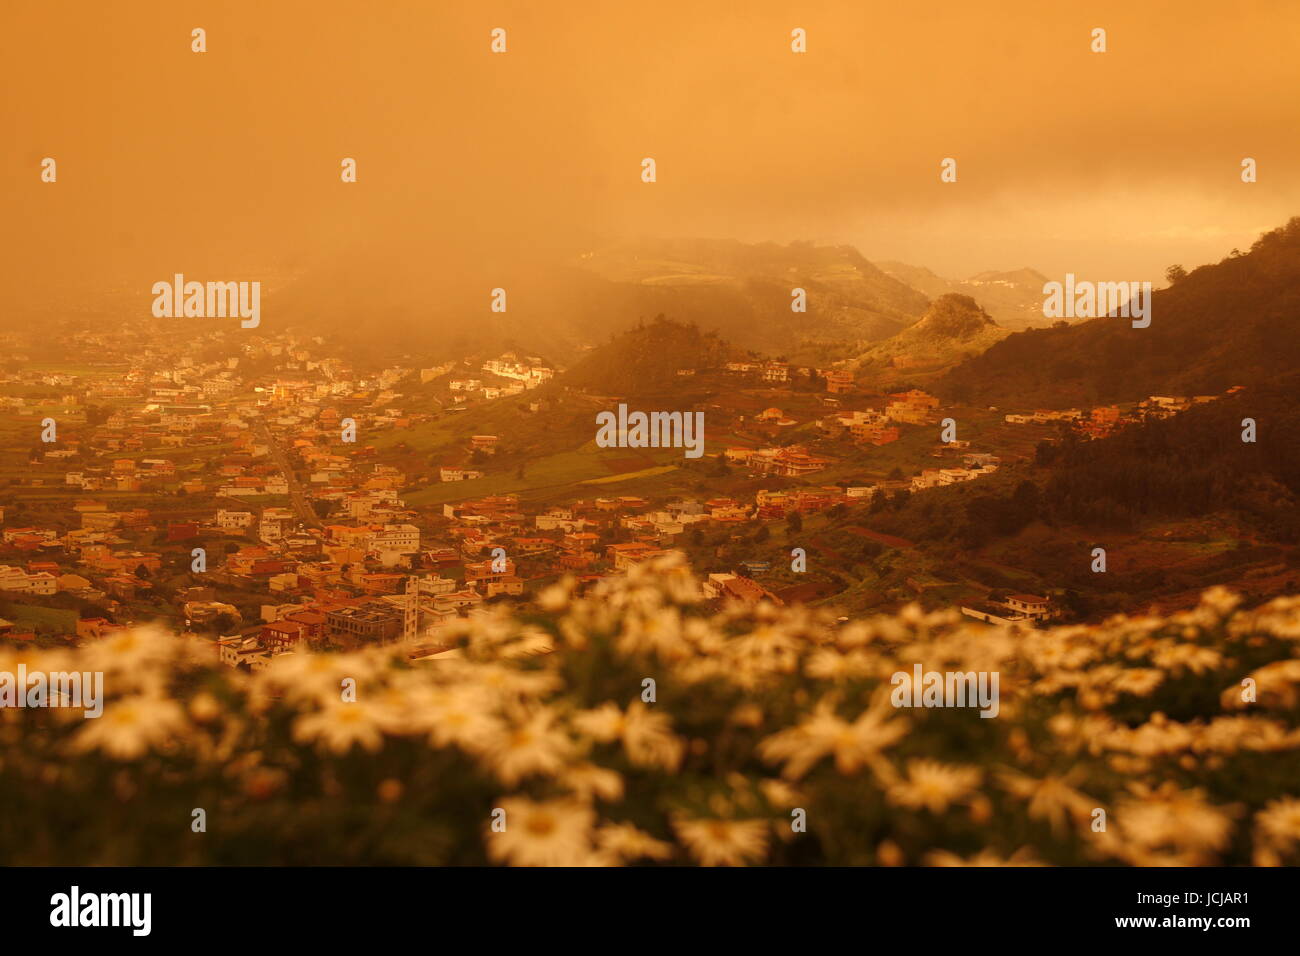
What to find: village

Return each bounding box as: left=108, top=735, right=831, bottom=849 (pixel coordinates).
left=0, top=323, right=1230, bottom=667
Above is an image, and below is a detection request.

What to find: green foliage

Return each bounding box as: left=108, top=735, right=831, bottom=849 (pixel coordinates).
left=941, top=218, right=1300, bottom=405
left=1044, top=380, right=1300, bottom=541
left=4, top=567, right=1299, bottom=866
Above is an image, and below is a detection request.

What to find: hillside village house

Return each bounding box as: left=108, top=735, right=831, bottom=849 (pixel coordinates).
left=369, top=524, right=420, bottom=555
left=508, top=537, right=555, bottom=557
left=885, top=389, right=940, bottom=425
left=0, top=565, right=57, bottom=595
left=463, top=556, right=518, bottom=583
left=440, top=466, right=484, bottom=482
left=485, top=575, right=525, bottom=597
left=216, top=636, right=274, bottom=672
left=58, top=573, right=94, bottom=593
left=216, top=509, right=254, bottom=531
left=481, top=354, right=554, bottom=388
left=748, top=446, right=833, bottom=478
left=325, top=604, right=405, bottom=648
left=1005, top=593, right=1055, bottom=621
left=755, top=487, right=844, bottom=518
left=823, top=369, right=855, bottom=394
left=1078, top=405, right=1126, bottom=439
left=357, top=571, right=404, bottom=594
left=703, top=572, right=782, bottom=605
left=1004, top=408, right=1083, bottom=425
left=3, top=527, right=58, bottom=547
left=853, top=422, right=901, bottom=446
left=184, top=601, right=239, bottom=627
left=259, top=508, right=296, bottom=542
left=536, top=510, right=588, bottom=532
left=343, top=490, right=403, bottom=517
left=81, top=511, right=122, bottom=532
left=911, top=468, right=984, bottom=491
left=962, top=593, right=1057, bottom=627
left=606, top=543, right=675, bottom=571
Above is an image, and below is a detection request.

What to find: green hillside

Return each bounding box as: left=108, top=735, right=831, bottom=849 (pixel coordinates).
left=938, top=217, right=1300, bottom=406
left=851, top=293, right=1008, bottom=380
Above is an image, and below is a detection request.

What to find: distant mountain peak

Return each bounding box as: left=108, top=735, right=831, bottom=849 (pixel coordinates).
left=851, top=293, right=1008, bottom=377
left=877, top=262, right=1048, bottom=330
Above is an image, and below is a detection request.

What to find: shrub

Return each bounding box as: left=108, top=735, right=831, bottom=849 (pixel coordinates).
left=3, top=556, right=1300, bottom=866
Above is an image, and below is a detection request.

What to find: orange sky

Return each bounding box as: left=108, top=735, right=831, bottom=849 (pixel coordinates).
left=3, top=0, right=1298, bottom=317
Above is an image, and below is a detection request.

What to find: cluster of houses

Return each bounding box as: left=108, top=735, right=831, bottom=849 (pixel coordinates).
left=907, top=460, right=999, bottom=490
left=444, top=353, right=554, bottom=404
left=724, top=359, right=798, bottom=384
left=817, top=389, right=940, bottom=443
left=720, top=389, right=950, bottom=476
left=480, top=353, right=555, bottom=388
left=816, top=389, right=938, bottom=441
left=182, top=379, right=1017, bottom=663
left=718, top=360, right=857, bottom=395
left=1004, top=390, right=1238, bottom=440
left=1, top=321, right=1090, bottom=660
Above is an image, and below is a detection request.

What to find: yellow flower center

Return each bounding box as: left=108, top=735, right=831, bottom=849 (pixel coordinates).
left=525, top=813, right=556, bottom=837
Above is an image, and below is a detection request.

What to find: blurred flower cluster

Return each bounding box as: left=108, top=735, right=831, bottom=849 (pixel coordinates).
left=4, top=556, right=1300, bottom=866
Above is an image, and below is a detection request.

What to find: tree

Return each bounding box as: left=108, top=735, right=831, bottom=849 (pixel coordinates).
left=1165, top=264, right=1188, bottom=285
left=84, top=404, right=112, bottom=426
left=947, top=381, right=973, bottom=404
left=786, top=512, right=804, bottom=534
left=1060, top=588, right=1091, bottom=620
left=1011, top=480, right=1040, bottom=519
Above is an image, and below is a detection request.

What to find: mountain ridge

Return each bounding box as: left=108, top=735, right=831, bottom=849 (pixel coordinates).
left=878, top=261, right=1049, bottom=330
left=938, top=216, right=1300, bottom=406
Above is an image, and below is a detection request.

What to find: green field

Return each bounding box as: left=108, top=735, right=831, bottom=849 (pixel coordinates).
left=0, top=602, right=79, bottom=636
left=581, top=465, right=678, bottom=485
left=403, top=440, right=692, bottom=507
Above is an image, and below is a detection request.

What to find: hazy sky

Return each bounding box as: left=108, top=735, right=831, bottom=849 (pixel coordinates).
left=4, top=0, right=1298, bottom=317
